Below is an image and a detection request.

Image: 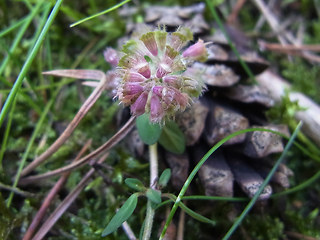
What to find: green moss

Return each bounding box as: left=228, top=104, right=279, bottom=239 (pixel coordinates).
left=285, top=208, right=320, bottom=238
left=242, top=215, right=284, bottom=240
left=281, top=59, right=320, bottom=103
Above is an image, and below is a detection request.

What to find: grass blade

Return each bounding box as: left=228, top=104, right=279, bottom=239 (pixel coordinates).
left=221, top=122, right=302, bottom=240
left=205, top=0, right=256, bottom=83
left=0, top=2, right=44, bottom=83
left=70, top=0, right=131, bottom=27
left=159, top=126, right=300, bottom=239
left=0, top=16, right=28, bottom=38
left=6, top=86, right=62, bottom=207
left=0, top=0, right=64, bottom=129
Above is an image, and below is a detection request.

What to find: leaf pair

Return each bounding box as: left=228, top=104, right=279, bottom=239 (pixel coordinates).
left=136, top=114, right=186, bottom=154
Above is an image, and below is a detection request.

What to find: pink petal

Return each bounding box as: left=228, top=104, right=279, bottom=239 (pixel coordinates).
left=152, top=86, right=163, bottom=97
left=156, top=62, right=171, bottom=78
left=127, top=72, right=147, bottom=83
left=163, top=75, right=180, bottom=88
left=123, top=83, right=144, bottom=95
left=137, top=63, right=151, bottom=78
left=140, top=32, right=158, bottom=56
left=150, top=94, right=164, bottom=122
left=131, top=91, right=148, bottom=116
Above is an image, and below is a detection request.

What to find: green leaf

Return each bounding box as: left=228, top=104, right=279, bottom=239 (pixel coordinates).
left=125, top=178, right=146, bottom=192
left=136, top=114, right=162, bottom=145
left=158, top=121, right=185, bottom=154
left=102, top=193, right=138, bottom=237
left=178, top=201, right=216, bottom=225
left=146, top=189, right=162, bottom=205
left=144, top=55, right=152, bottom=63
left=158, top=169, right=171, bottom=188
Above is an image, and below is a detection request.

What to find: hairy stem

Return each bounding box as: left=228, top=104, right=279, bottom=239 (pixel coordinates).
left=142, top=143, right=158, bottom=240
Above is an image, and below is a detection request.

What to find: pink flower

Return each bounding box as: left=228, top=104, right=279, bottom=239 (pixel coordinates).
left=182, top=39, right=208, bottom=62
left=114, top=26, right=208, bottom=123
left=104, top=48, right=119, bottom=67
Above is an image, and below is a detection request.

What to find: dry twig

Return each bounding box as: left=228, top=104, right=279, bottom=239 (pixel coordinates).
left=21, top=70, right=107, bottom=177
left=31, top=152, right=109, bottom=240
left=19, top=116, right=136, bottom=184
left=227, top=0, right=247, bottom=25
left=23, top=139, right=92, bottom=240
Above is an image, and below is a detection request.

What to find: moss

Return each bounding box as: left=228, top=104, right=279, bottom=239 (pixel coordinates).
left=242, top=214, right=284, bottom=240
left=281, top=59, right=320, bottom=103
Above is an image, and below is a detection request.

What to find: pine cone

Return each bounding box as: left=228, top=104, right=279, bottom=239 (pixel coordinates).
left=116, top=3, right=292, bottom=200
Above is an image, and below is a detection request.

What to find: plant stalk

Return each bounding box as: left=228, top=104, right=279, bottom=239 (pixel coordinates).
left=142, top=143, right=158, bottom=240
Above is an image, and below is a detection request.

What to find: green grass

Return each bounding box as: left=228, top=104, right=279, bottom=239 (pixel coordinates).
left=1, top=1, right=320, bottom=239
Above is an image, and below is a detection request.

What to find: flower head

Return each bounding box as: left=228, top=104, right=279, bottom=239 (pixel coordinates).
left=114, top=26, right=208, bottom=123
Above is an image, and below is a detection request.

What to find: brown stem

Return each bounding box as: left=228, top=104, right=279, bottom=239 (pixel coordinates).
left=22, top=139, right=92, bottom=240
left=259, top=41, right=320, bottom=52
left=31, top=153, right=109, bottom=240
left=227, top=0, right=247, bottom=25
left=19, top=116, right=136, bottom=185
left=20, top=73, right=106, bottom=177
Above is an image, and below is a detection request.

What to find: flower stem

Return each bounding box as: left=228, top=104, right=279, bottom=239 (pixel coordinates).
left=142, top=143, right=158, bottom=240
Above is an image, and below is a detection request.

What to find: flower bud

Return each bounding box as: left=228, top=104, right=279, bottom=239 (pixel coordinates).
left=130, top=91, right=148, bottom=116
left=182, top=39, right=208, bottom=62
left=104, top=47, right=119, bottom=67
left=123, top=83, right=144, bottom=96
left=126, top=72, right=147, bottom=83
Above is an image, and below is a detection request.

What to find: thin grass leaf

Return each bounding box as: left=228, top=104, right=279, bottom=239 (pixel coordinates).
left=102, top=193, right=138, bottom=237
left=178, top=201, right=216, bottom=225
left=0, top=96, right=17, bottom=172
left=159, top=126, right=298, bottom=239
left=271, top=169, right=320, bottom=198
left=6, top=86, right=61, bottom=207
left=221, top=122, right=302, bottom=240
left=0, top=15, right=28, bottom=38
left=0, top=1, right=44, bottom=82
left=0, top=79, right=76, bottom=94
left=70, top=0, right=131, bottom=27
left=205, top=0, right=256, bottom=83
left=156, top=195, right=248, bottom=210
left=0, top=0, right=64, bottom=129
left=156, top=194, right=216, bottom=225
